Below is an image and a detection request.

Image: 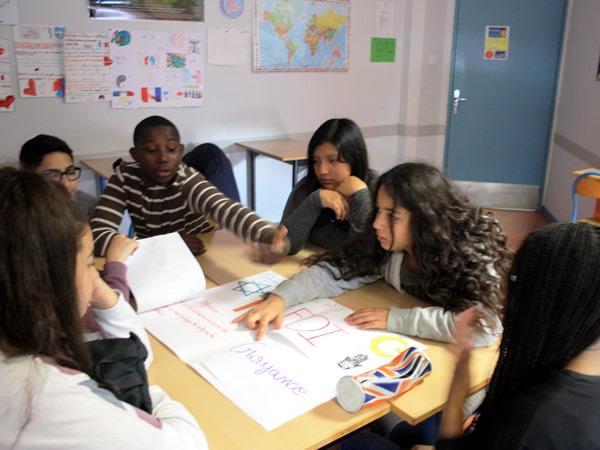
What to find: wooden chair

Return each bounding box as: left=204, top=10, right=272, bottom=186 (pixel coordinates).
left=571, top=169, right=600, bottom=225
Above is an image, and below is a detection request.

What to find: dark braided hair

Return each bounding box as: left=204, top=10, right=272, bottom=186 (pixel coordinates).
left=305, top=163, right=512, bottom=316
left=468, top=222, right=600, bottom=444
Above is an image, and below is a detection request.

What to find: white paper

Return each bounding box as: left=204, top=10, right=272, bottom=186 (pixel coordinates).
left=376, top=0, right=395, bottom=37
left=207, top=29, right=248, bottom=66
left=0, top=0, right=19, bottom=25
left=64, top=32, right=111, bottom=103
left=0, top=37, right=15, bottom=111
left=13, top=25, right=65, bottom=98
left=125, top=233, right=206, bottom=313
left=140, top=273, right=425, bottom=431
left=108, top=29, right=204, bottom=109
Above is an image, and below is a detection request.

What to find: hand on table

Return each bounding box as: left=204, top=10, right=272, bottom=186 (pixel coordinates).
left=180, top=232, right=206, bottom=256
left=319, top=189, right=349, bottom=220
left=345, top=307, right=390, bottom=330
left=232, top=294, right=286, bottom=340
left=105, top=234, right=138, bottom=263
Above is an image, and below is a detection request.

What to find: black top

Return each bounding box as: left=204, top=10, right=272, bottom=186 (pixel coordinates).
left=438, top=370, right=600, bottom=450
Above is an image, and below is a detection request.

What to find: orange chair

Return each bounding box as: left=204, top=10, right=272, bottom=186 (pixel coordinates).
left=571, top=169, right=600, bottom=225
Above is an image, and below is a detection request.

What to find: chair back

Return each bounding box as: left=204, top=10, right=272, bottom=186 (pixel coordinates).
left=571, top=170, right=600, bottom=223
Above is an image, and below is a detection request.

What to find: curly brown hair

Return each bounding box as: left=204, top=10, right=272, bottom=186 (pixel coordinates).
left=305, top=163, right=512, bottom=316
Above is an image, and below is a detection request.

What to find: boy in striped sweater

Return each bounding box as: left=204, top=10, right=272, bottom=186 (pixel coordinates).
left=92, top=116, right=285, bottom=256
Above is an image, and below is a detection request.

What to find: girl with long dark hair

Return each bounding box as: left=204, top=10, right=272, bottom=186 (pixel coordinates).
left=438, top=222, right=600, bottom=449
left=238, top=162, right=511, bottom=344
left=0, top=168, right=206, bottom=449
left=281, top=118, right=377, bottom=255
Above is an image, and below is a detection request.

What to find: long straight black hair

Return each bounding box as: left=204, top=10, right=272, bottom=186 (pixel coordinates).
left=468, top=222, right=600, bottom=444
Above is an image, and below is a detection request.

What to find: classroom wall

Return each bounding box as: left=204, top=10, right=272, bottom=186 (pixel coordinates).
left=0, top=0, right=454, bottom=221
left=543, top=0, right=600, bottom=221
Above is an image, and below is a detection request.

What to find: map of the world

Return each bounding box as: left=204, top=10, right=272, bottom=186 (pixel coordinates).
left=253, top=0, right=350, bottom=72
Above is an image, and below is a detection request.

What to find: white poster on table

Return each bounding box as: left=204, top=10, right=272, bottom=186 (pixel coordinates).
left=13, top=25, right=65, bottom=98
left=140, top=272, right=426, bottom=430
left=108, top=29, right=204, bottom=109
left=64, top=32, right=111, bottom=103
left=0, top=37, right=15, bottom=111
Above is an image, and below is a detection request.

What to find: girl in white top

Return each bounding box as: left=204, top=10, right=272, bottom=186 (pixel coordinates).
left=0, top=168, right=207, bottom=450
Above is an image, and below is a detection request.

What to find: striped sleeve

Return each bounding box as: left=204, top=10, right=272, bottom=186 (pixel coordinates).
left=181, top=169, right=277, bottom=244
left=91, top=172, right=127, bottom=256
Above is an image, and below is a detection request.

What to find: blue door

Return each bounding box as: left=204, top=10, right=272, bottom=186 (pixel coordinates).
left=445, top=0, right=566, bottom=191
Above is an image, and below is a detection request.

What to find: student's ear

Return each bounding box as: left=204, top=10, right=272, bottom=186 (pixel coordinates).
left=129, top=147, right=139, bottom=162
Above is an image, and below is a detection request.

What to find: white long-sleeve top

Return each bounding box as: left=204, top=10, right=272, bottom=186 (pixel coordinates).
left=0, top=351, right=208, bottom=450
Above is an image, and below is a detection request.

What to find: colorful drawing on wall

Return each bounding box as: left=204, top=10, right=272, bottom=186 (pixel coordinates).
left=108, top=29, right=203, bottom=109
left=253, top=0, right=350, bottom=72
left=89, top=0, right=204, bottom=22
left=220, top=0, right=244, bottom=19
left=0, top=37, right=15, bottom=112
left=13, top=25, right=65, bottom=98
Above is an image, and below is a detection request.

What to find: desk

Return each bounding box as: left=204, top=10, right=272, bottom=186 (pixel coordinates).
left=81, top=155, right=131, bottom=193
left=235, top=139, right=308, bottom=210
left=196, top=230, right=498, bottom=426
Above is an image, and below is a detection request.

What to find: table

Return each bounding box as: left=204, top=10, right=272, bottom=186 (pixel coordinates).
left=235, top=139, right=308, bottom=210
left=81, top=155, right=131, bottom=193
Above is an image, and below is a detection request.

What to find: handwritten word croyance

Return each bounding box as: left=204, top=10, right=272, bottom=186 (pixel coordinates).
left=229, top=343, right=309, bottom=398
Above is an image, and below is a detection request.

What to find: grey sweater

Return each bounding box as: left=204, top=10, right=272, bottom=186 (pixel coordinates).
left=272, top=252, right=502, bottom=347
left=281, top=172, right=377, bottom=255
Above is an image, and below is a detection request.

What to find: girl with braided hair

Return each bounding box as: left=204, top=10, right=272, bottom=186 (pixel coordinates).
left=236, top=162, right=511, bottom=344
left=438, top=222, right=600, bottom=449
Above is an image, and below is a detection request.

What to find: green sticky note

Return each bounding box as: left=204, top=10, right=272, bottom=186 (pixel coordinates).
left=371, top=37, right=396, bottom=62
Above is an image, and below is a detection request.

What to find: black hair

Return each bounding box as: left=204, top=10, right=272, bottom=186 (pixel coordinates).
left=19, top=134, right=74, bottom=170
left=133, top=115, right=180, bottom=147
left=305, top=118, right=370, bottom=190
left=306, top=162, right=511, bottom=316
left=469, top=222, right=600, bottom=444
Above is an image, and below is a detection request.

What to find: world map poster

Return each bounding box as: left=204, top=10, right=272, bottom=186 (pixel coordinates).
left=253, top=0, right=349, bottom=72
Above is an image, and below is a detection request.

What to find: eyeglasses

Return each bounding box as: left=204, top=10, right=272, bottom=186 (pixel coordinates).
left=41, top=166, right=82, bottom=182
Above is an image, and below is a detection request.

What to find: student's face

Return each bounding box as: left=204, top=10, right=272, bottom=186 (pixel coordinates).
left=36, top=151, right=78, bottom=197
left=312, top=142, right=352, bottom=190
left=75, top=228, right=100, bottom=317
left=130, top=125, right=183, bottom=185
left=372, top=187, right=413, bottom=253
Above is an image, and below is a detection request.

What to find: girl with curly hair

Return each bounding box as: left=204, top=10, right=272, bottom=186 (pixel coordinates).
left=236, top=162, right=512, bottom=344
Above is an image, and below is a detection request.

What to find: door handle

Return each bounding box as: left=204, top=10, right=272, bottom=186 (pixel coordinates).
left=452, top=88, right=467, bottom=115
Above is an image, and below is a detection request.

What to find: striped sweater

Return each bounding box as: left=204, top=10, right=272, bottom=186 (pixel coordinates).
left=92, top=162, right=276, bottom=256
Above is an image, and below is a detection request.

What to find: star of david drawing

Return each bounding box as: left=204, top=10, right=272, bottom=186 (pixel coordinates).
left=232, top=280, right=271, bottom=296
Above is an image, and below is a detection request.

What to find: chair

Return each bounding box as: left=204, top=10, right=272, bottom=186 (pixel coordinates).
left=571, top=169, right=600, bottom=225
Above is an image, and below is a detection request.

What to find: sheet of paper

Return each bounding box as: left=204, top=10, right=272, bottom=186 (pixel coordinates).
left=108, top=29, right=204, bottom=109
left=376, top=0, right=394, bottom=37
left=141, top=274, right=426, bottom=431
left=64, top=32, right=111, bottom=103
left=0, top=0, right=19, bottom=25
left=207, top=29, right=248, bottom=66
left=13, top=25, right=65, bottom=98
left=371, top=37, right=396, bottom=62
left=0, top=37, right=15, bottom=112
left=125, top=233, right=206, bottom=313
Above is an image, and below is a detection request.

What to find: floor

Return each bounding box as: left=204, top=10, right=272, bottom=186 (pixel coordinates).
left=486, top=209, right=550, bottom=252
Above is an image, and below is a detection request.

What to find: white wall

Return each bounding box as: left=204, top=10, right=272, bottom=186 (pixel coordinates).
left=0, top=0, right=454, bottom=221
left=543, top=0, right=600, bottom=221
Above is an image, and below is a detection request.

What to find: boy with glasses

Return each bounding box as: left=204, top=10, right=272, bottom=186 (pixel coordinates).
left=19, top=134, right=97, bottom=219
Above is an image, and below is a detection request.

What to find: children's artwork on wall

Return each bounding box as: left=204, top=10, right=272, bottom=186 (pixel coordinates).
left=89, top=0, right=204, bottom=22
left=64, top=32, right=111, bottom=103
left=220, top=0, right=244, bottom=19
left=140, top=271, right=426, bottom=430
left=108, top=29, right=204, bottom=109
left=253, top=0, right=350, bottom=72
left=13, top=25, right=65, bottom=98
left=0, top=37, right=15, bottom=112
